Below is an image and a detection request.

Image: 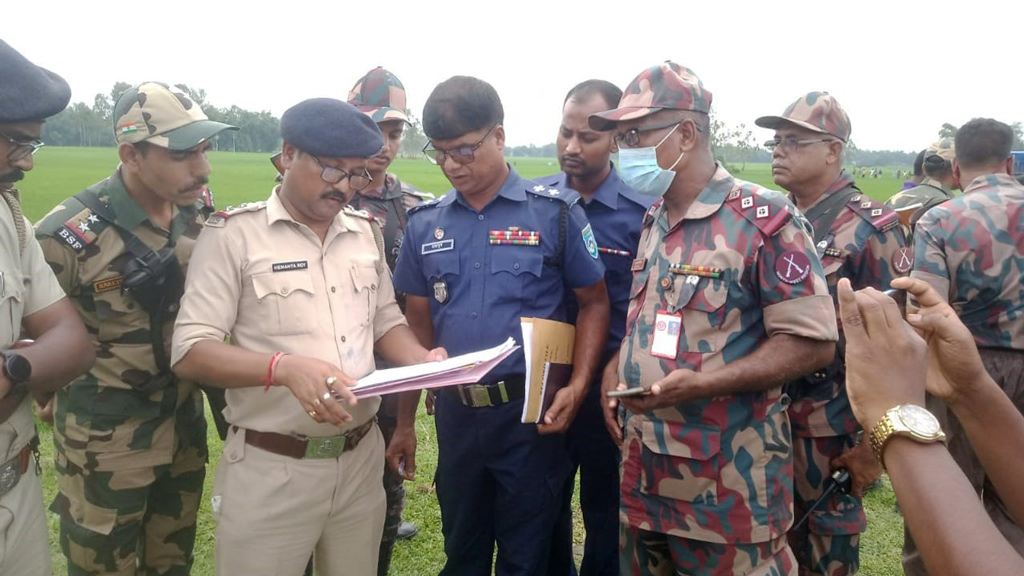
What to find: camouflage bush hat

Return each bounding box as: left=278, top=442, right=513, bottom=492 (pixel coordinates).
left=0, top=40, right=71, bottom=123
left=347, top=67, right=409, bottom=124
left=113, top=82, right=237, bottom=150
left=589, top=61, right=712, bottom=132
left=925, top=138, right=955, bottom=162
left=755, top=91, right=851, bottom=143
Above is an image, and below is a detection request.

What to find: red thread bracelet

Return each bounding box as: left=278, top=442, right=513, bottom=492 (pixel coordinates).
left=262, top=352, right=285, bottom=392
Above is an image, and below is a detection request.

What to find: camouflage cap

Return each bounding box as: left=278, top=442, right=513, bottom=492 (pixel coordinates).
left=589, top=61, right=712, bottom=132
left=113, top=82, right=237, bottom=150
left=347, top=67, right=409, bottom=124
left=925, top=138, right=955, bottom=162
left=755, top=91, right=851, bottom=143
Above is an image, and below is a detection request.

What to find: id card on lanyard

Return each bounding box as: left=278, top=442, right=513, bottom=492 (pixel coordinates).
left=651, top=311, right=682, bottom=359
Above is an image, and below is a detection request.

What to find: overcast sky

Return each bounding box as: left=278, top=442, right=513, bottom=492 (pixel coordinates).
left=8, top=0, right=1020, bottom=152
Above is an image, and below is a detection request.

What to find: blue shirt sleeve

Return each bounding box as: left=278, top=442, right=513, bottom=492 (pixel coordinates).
left=562, top=202, right=606, bottom=289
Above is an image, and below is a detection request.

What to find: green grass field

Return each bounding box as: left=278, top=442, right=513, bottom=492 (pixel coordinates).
left=24, top=148, right=909, bottom=576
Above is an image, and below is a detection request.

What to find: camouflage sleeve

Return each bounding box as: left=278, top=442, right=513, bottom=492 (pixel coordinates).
left=758, top=222, right=838, bottom=342
left=20, top=222, right=66, bottom=315
left=852, top=225, right=906, bottom=291
left=170, top=225, right=244, bottom=366
left=910, top=209, right=951, bottom=301
left=36, top=234, right=81, bottom=300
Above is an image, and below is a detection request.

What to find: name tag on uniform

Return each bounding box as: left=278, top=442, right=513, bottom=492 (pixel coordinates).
left=651, top=311, right=682, bottom=359
left=422, top=239, right=455, bottom=255
left=272, top=260, right=308, bottom=272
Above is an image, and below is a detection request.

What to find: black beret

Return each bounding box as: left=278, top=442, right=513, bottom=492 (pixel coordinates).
left=0, top=40, right=71, bottom=123
left=281, top=98, right=383, bottom=158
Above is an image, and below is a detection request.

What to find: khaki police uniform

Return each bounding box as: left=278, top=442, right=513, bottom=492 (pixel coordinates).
left=171, top=187, right=407, bottom=576
left=0, top=192, right=64, bottom=576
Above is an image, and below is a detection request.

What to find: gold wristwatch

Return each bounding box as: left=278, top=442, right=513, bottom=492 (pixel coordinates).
left=869, top=404, right=946, bottom=465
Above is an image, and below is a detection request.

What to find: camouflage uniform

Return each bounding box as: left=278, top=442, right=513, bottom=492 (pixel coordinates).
left=34, top=82, right=234, bottom=576
left=907, top=172, right=1024, bottom=575
left=589, top=62, right=837, bottom=576
left=615, top=165, right=838, bottom=575
left=885, top=139, right=958, bottom=237
left=784, top=173, right=905, bottom=576
left=347, top=66, right=432, bottom=576
left=756, top=93, right=907, bottom=576
left=349, top=172, right=430, bottom=574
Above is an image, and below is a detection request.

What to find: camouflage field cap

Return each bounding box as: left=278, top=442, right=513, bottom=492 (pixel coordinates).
left=925, top=138, right=956, bottom=162
left=113, top=82, right=237, bottom=150
left=589, top=61, right=712, bottom=131
left=755, top=91, right=851, bottom=143
left=347, top=67, right=409, bottom=124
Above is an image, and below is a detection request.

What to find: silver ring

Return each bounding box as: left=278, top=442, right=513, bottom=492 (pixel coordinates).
left=325, top=376, right=338, bottom=386
left=322, top=391, right=332, bottom=401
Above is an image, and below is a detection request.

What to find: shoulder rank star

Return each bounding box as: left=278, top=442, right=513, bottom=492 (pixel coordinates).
left=668, top=263, right=722, bottom=279
left=489, top=226, right=540, bottom=246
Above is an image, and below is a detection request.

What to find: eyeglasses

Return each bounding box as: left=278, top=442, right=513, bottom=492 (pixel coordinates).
left=309, top=155, right=372, bottom=190
left=615, top=119, right=703, bottom=149
left=423, top=123, right=498, bottom=165
left=1, top=133, right=45, bottom=161
left=764, top=137, right=835, bottom=153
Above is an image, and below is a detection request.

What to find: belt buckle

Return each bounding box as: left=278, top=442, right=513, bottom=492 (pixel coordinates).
left=469, top=385, right=492, bottom=408
left=0, top=461, right=19, bottom=498
left=304, top=436, right=346, bottom=459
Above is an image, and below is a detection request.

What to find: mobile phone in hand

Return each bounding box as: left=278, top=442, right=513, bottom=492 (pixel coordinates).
left=607, top=387, right=649, bottom=398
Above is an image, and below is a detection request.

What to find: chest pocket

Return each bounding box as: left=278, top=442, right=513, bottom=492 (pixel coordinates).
left=350, top=264, right=379, bottom=327
left=490, top=246, right=543, bottom=303
left=252, top=271, right=317, bottom=336
left=0, top=270, right=25, bottom=342
left=91, top=283, right=147, bottom=343
left=674, top=274, right=729, bottom=353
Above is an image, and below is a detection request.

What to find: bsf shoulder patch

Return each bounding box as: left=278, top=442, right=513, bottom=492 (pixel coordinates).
left=582, top=224, right=599, bottom=259
left=775, top=250, right=812, bottom=284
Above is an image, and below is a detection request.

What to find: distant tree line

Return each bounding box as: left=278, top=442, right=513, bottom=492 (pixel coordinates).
left=41, top=83, right=1023, bottom=164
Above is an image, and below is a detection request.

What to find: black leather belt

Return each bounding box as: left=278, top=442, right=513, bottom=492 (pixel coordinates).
left=455, top=376, right=526, bottom=408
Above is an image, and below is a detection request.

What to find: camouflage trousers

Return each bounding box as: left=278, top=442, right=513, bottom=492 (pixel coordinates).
left=789, top=434, right=865, bottom=576
left=51, top=397, right=208, bottom=576
left=377, top=404, right=407, bottom=576
left=902, top=347, right=1024, bottom=576
left=620, top=526, right=796, bottom=576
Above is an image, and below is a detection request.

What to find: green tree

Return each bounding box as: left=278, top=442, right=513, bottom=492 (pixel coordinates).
left=938, top=123, right=958, bottom=139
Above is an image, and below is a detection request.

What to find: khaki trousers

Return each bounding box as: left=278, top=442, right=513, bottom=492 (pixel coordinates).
left=0, top=465, right=51, bottom=576
left=213, top=424, right=386, bottom=576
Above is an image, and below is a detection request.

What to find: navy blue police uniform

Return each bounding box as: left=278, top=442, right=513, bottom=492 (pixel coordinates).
left=539, top=164, right=652, bottom=576
left=393, top=166, right=605, bottom=576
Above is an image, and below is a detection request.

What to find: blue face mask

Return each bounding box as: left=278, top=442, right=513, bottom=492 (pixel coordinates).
left=617, top=124, right=684, bottom=197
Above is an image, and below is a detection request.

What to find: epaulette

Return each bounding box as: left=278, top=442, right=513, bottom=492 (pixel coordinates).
left=726, top=186, right=792, bottom=237
left=343, top=205, right=375, bottom=221
left=527, top=183, right=580, bottom=206
left=846, top=194, right=901, bottom=233
left=642, top=200, right=662, bottom=227
left=408, top=195, right=443, bottom=216
left=204, top=201, right=266, bottom=228
left=35, top=198, right=108, bottom=253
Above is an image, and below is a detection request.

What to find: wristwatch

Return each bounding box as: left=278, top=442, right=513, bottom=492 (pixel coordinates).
left=869, top=404, right=946, bottom=465
left=1, top=351, right=32, bottom=395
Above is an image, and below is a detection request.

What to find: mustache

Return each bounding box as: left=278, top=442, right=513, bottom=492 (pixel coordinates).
left=0, top=170, right=25, bottom=184
left=320, top=190, right=348, bottom=202
left=178, top=177, right=209, bottom=194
